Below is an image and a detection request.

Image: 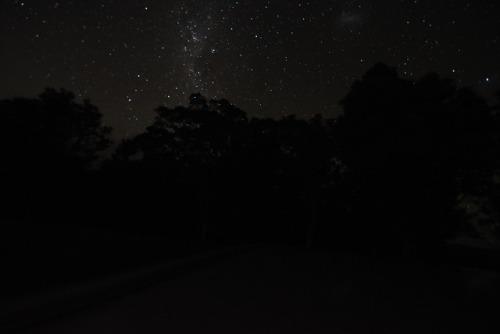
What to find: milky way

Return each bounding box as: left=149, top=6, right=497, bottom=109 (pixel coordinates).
left=1, top=0, right=499, bottom=140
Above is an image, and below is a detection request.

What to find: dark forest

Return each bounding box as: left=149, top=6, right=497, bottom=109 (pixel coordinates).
left=2, top=63, right=500, bottom=333
left=3, top=63, right=500, bottom=252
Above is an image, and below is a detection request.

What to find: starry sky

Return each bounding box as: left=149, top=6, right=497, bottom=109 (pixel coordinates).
left=1, top=0, right=499, bottom=140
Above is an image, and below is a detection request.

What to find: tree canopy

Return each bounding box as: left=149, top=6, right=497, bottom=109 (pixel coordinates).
left=3, top=65, right=500, bottom=256
left=335, top=63, right=500, bottom=252
left=0, top=88, right=111, bottom=221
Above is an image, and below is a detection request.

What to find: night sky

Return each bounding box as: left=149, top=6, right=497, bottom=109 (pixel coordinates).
left=1, top=0, right=499, bottom=140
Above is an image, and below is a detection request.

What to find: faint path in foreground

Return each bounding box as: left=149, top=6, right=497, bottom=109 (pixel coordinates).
left=12, top=245, right=500, bottom=334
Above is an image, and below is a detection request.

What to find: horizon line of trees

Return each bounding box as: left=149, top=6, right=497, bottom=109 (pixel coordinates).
left=2, top=63, right=500, bottom=256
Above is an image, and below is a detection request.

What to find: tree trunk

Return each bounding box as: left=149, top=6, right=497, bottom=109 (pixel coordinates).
left=305, top=188, right=318, bottom=247
left=199, top=187, right=210, bottom=241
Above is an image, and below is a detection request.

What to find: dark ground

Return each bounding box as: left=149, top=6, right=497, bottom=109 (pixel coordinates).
left=2, top=222, right=500, bottom=333
left=0, top=221, right=219, bottom=298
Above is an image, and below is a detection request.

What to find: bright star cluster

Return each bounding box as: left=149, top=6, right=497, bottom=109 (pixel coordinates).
left=1, top=0, right=499, bottom=140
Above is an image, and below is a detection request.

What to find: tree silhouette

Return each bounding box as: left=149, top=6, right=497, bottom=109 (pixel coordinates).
left=0, top=88, right=112, bottom=222
left=113, top=94, right=250, bottom=240
left=456, top=89, right=500, bottom=242
left=3, top=72, right=498, bottom=252
left=335, top=63, right=499, bottom=255
left=264, top=114, right=339, bottom=245
left=111, top=94, right=340, bottom=244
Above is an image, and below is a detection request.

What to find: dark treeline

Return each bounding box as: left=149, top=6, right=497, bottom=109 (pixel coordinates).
left=2, top=63, right=500, bottom=257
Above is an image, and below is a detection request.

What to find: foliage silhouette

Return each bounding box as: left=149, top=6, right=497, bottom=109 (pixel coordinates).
left=335, top=63, right=500, bottom=254
left=111, top=95, right=341, bottom=244
left=0, top=88, right=111, bottom=222
left=3, top=65, right=499, bottom=256
left=110, top=94, right=251, bottom=239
